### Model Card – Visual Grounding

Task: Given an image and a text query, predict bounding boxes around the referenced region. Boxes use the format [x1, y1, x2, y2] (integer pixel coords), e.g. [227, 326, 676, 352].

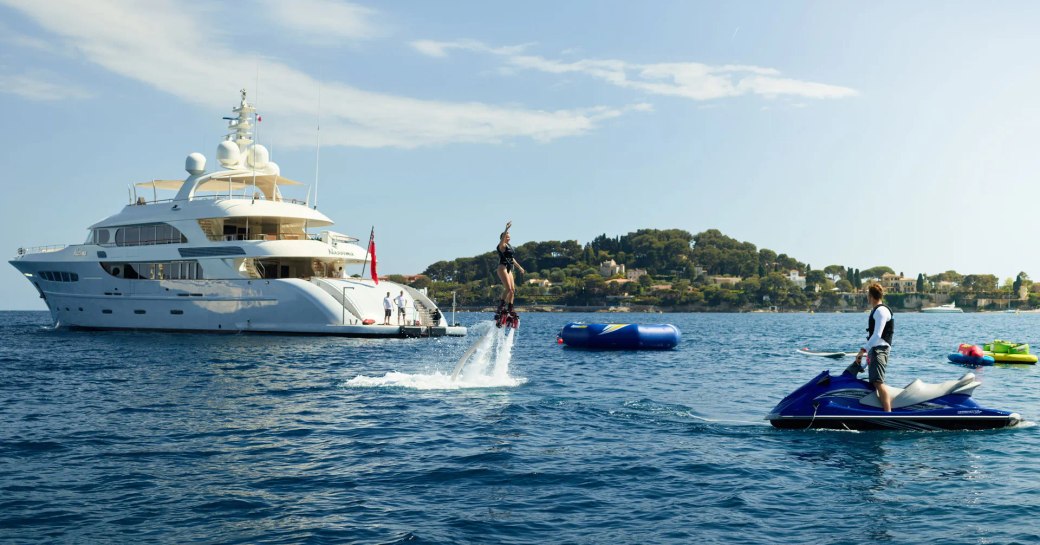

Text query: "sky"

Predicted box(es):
[2, 0, 1040, 309]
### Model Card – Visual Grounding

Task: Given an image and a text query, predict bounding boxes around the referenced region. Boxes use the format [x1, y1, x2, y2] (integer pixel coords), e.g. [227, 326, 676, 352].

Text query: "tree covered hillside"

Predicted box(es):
[397, 228, 1034, 311]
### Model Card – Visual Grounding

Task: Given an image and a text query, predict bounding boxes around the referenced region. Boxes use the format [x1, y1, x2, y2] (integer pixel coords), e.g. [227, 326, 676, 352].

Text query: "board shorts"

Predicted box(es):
[398, 307, 406, 314]
[868, 346, 890, 384]
[384, 309, 392, 318]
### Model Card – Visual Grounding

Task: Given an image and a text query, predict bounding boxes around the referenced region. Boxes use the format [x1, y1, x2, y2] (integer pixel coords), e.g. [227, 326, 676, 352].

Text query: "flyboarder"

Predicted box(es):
[494, 221, 525, 328]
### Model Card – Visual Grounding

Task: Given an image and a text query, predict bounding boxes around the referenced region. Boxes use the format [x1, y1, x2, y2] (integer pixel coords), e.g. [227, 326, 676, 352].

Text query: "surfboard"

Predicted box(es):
[797, 348, 848, 359]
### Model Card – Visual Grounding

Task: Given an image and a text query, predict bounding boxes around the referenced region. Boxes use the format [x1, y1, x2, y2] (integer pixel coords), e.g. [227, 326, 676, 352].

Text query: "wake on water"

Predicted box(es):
[345, 321, 526, 390]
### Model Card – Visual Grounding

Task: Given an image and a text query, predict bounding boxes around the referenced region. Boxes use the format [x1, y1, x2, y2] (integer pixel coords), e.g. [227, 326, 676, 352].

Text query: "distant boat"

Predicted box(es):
[921, 303, 964, 314]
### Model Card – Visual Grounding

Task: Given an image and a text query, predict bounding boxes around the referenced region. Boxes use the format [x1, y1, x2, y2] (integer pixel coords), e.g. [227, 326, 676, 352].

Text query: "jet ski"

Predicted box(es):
[767, 369, 1021, 431]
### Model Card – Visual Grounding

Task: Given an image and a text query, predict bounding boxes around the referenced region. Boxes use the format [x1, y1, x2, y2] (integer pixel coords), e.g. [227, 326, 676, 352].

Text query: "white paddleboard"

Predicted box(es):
[797, 348, 848, 359]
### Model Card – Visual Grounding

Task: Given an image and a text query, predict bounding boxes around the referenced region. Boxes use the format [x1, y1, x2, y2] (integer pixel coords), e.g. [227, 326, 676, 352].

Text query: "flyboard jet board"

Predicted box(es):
[494, 308, 519, 329]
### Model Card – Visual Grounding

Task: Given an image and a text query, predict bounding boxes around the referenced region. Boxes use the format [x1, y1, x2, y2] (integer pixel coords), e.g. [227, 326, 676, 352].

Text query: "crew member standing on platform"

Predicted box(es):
[382, 292, 393, 325]
[394, 290, 408, 326]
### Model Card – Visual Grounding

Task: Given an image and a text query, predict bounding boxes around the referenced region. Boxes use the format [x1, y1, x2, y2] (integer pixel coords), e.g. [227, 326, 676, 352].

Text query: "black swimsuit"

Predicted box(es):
[497, 243, 515, 272]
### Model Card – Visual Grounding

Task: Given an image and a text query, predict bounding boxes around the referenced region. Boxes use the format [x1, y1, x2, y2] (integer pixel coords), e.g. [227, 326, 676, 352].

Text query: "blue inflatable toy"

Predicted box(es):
[948, 353, 996, 366]
[558, 322, 680, 349]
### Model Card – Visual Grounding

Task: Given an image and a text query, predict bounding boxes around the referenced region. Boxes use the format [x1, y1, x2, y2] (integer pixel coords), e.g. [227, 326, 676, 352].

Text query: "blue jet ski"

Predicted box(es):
[767, 369, 1021, 431]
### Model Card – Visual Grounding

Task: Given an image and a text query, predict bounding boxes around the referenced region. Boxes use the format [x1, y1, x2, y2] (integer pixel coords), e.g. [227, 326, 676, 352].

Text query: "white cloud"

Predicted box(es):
[0, 0, 640, 148]
[415, 39, 858, 101]
[258, 0, 384, 44]
[410, 39, 531, 58]
[0, 72, 91, 100]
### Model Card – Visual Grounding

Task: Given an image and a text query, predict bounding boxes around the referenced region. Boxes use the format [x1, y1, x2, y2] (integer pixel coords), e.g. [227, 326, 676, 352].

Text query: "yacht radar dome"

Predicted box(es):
[216, 140, 241, 168]
[246, 143, 269, 169]
[185, 152, 206, 175]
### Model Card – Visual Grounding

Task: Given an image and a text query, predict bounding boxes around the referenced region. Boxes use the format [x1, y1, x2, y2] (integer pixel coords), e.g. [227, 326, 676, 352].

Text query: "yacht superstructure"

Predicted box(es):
[10, 90, 465, 337]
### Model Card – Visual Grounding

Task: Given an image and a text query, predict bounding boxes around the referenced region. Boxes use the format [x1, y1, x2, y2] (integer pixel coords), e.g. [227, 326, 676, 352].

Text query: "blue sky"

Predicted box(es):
[3, 1, 1040, 309]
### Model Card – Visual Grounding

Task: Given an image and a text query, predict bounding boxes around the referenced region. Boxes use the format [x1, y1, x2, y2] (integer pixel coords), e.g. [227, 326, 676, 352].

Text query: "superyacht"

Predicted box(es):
[10, 90, 465, 338]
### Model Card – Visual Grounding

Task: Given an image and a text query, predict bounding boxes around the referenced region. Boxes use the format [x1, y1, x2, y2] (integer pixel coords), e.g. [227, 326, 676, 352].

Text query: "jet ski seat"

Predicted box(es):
[860, 373, 981, 409]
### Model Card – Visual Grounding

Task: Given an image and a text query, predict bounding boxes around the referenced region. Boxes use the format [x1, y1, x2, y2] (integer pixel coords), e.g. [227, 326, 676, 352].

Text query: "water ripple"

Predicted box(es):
[3, 311, 1040, 543]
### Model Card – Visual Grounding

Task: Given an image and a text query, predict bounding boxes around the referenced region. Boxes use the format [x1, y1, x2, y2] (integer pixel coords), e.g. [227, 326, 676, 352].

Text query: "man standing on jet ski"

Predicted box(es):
[848, 283, 894, 412]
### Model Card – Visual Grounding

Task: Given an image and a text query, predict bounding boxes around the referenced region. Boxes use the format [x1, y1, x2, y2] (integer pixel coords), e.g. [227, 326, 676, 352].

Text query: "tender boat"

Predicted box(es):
[921, 303, 964, 313]
[10, 90, 464, 338]
[767, 369, 1020, 431]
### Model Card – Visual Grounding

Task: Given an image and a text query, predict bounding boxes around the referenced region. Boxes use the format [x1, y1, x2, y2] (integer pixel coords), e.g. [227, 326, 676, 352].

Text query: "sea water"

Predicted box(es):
[2, 310, 1040, 544]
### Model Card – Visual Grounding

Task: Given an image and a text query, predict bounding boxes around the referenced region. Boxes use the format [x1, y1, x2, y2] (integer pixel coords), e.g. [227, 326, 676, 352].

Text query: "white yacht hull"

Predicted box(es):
[11, 258, 464, 337]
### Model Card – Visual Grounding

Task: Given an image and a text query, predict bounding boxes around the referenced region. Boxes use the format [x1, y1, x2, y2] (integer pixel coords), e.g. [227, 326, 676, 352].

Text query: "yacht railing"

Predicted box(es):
[15, 245, 68, 257]
[208, 233, 319, 242]
[131, 194, 310, 206]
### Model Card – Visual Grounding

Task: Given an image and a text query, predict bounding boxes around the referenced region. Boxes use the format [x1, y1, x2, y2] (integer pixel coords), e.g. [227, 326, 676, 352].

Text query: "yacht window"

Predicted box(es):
[93, 229, 111, 245]
[200, 216, 308, 241]
[102, 260, 201, 280]
[170, 309, 184, 315]
[38, 271, 79, 282]
[102, 309, 113, 314]
[114, 223, 187, 247]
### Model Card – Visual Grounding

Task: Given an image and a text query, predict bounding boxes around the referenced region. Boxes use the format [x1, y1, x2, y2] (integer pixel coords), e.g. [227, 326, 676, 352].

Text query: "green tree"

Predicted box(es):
[1017, 272, 1032, 295]
[916, 273, 925, 293]
[962, 274, 998, 292]
[806, 270, 827, 290]
[690, 229, 756, 277]
[928, 270, 964, 285]
[776, 253, 803, 273]
[759, 249, 778, 276]
[860, 266, 895, 280]
[758, 272, 806, 309]
[823, 265, 846, 279]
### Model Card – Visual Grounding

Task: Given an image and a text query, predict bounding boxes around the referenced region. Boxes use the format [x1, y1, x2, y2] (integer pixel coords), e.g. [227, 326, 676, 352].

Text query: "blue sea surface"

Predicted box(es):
[2, 310, 1040, 544]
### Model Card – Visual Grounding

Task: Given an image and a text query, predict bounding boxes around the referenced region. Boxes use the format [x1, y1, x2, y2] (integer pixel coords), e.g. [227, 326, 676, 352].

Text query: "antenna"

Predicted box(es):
[314, 82, 321, 209]
[254, 62, 260, 147]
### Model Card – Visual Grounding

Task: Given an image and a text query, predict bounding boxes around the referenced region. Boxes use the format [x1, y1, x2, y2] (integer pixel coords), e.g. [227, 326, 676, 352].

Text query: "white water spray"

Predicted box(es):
[453, 323, 515, 381]
[345, 321, 524, 390]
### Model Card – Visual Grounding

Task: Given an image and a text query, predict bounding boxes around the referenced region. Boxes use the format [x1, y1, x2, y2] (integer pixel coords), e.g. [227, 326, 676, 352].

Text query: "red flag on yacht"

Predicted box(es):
[367, 227, 378, 284]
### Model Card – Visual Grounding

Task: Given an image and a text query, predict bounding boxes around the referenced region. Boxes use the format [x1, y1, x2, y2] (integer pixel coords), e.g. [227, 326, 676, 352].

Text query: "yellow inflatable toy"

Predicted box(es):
[983, 340, 1039, 364]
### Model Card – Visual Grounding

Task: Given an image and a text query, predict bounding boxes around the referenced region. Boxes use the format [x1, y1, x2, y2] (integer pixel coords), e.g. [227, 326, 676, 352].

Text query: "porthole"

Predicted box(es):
[134, 310, 146, 315]
[170, 309, 184, 315]
[102, 309, 113, 314]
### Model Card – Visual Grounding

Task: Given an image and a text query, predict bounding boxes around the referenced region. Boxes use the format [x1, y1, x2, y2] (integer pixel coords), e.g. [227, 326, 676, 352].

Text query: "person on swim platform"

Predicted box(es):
[382, 292, 393, 325]
[394, 291, 408, 325]
[495, 221, 526, 319]
[846, 282, 895, 412]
